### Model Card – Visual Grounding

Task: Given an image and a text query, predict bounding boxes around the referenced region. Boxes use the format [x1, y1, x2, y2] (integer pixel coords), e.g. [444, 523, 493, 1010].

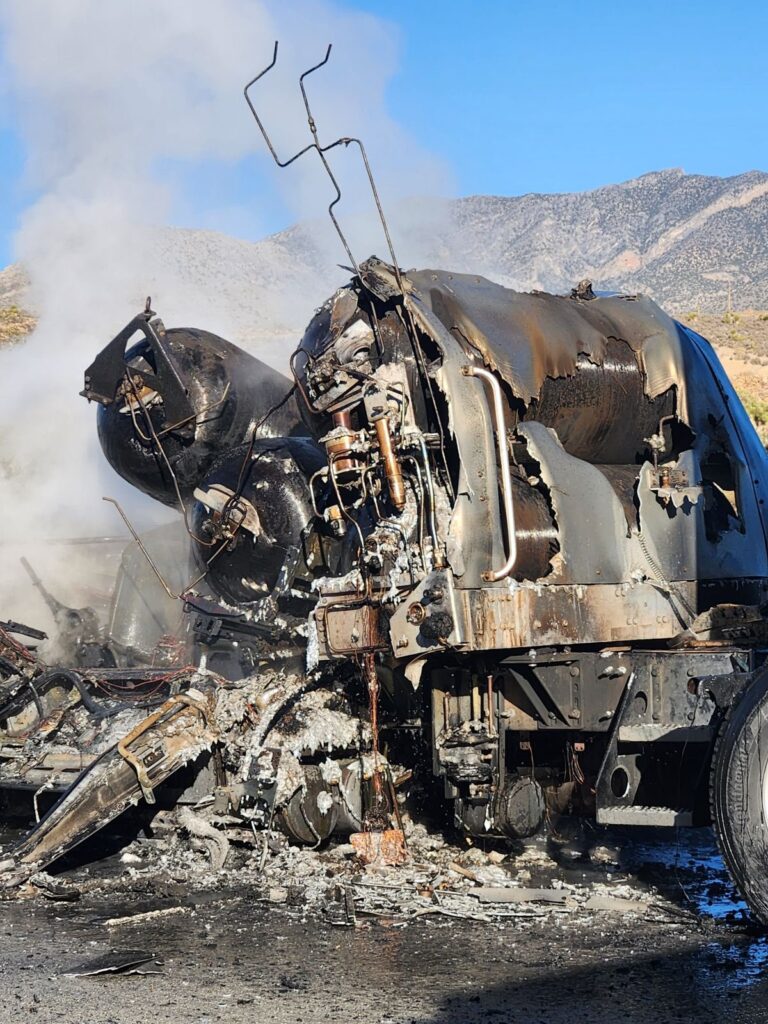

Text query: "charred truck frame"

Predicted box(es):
[4, 42, 768, 924]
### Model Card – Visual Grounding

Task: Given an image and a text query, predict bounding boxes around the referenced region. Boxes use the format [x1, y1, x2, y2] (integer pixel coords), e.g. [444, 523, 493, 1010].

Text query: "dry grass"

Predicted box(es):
[676, 309, 768, 442]
[676, 308, 768, 365]
[0, 305, 36, 347]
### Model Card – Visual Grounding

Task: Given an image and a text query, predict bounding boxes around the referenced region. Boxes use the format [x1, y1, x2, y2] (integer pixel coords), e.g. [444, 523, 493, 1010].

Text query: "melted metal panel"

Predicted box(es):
[464, 580, 685, 649]
[517, 422, 634, 585]
[405, 268, 687, 413]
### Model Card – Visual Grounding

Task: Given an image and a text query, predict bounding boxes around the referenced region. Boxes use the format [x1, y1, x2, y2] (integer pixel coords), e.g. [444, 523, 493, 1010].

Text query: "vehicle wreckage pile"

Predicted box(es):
[3, 254, 768, 927]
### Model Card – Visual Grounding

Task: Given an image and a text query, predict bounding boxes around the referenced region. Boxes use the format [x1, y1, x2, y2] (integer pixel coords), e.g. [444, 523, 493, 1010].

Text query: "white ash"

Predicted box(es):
[316, 791, 334, 816]
[268, 689, 369, 760]
[273, 750, 305, 807]
[319, 758, 343, 786]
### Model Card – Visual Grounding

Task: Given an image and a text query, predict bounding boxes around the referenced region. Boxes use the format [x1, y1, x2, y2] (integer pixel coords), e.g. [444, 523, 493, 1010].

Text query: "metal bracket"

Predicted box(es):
[697, 671, 751, 710]
[81, 308, 195, 426]
[594, 671, 640, 817]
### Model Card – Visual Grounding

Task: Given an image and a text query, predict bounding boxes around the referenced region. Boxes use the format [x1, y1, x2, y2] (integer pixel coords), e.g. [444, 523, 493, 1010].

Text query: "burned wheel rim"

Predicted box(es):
[711, 667, 768, 926]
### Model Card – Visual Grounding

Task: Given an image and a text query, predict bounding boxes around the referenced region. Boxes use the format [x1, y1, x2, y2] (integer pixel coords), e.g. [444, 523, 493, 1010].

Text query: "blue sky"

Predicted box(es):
[1, 0, 767, 268]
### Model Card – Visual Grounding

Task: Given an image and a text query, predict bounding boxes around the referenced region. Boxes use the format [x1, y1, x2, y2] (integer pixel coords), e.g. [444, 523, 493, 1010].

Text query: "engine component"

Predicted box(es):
[494, 776, 546, 839]
[278, 759, 389, 845]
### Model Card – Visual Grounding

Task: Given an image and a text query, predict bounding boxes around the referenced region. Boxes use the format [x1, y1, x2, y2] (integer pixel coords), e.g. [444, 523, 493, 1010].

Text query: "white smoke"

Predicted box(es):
[0, 0, 453, 631]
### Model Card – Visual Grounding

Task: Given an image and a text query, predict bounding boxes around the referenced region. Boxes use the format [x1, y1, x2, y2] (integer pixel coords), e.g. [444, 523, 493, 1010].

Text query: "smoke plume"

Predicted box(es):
[0, 0, 452, 631]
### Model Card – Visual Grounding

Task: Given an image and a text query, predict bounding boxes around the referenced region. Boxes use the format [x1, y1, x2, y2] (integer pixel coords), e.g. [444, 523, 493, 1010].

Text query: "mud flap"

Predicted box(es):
[0, 691, 219, 886]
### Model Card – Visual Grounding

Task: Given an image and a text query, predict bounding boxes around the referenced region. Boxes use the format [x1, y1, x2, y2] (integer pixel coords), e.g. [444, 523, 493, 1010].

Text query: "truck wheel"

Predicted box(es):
[711, 669, 768, 925]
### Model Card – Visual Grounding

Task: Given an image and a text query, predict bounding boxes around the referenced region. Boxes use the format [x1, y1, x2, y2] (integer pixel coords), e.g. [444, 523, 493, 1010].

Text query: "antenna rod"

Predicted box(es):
[243, 41, 403, 290]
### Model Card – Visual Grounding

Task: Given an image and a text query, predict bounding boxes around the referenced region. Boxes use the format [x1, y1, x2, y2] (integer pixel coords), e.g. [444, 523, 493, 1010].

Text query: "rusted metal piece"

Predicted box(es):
[363, 653, 388, 828]
[465, 581, 688, 650]
[350, 828, 408, 867]
[315, 597, 388, 656]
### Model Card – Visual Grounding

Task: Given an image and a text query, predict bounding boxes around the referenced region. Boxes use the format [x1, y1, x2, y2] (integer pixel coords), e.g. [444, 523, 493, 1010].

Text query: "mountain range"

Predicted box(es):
[2, 169, 768, 348]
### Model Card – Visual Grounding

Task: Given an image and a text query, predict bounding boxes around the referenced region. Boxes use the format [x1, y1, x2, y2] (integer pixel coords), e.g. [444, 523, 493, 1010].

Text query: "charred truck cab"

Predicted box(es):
[5, 46, 768, 926]
[5, 254, 768, 922]
[48, 255, 768, 924]
[285, 261, 768, 893]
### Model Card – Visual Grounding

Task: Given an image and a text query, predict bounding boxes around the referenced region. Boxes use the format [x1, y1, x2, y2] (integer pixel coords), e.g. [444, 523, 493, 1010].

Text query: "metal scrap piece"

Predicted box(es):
[583, 894, 650, 914]
[0, 688, 219, 886]
[324, 884, 357, 927]
[105, 906, 191, 928]
[474, 886, 568, 904]
[63, 949, 162, 977]
[350, 828, 408, 866]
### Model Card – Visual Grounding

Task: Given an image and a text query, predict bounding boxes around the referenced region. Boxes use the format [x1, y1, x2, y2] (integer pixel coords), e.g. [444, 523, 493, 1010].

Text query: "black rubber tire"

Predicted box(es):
[711, 668, 768, 925]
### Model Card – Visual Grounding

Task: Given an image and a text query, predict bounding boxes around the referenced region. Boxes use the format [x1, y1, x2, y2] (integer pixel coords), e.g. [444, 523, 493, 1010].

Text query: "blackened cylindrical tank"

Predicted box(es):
[190, 438, 326, 606]
[94, 326, 306, 509]
[510, 476, 558, 581]
[523, 338, 676, 465]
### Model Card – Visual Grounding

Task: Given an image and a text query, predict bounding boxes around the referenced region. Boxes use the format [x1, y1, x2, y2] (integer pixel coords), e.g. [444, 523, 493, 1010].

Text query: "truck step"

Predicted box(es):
[597, 805, 693, 827]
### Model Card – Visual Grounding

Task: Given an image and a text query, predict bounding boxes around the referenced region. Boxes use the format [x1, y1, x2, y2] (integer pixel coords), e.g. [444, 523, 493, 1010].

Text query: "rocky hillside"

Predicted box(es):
[4, 169, 768, 329]
[0, 306, 35, 345]
[0, 262, 34, 346]
[238, 167, 768, 315]
[0, 265, 32, 346]
[0, 263, 28, 305]
[447, 169, 768, 312]
[4, 167, 768, 399]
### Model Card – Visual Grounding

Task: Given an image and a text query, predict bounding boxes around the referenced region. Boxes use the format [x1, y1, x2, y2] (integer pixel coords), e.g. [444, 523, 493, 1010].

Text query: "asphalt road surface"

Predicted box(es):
[1, 826, 767, 1024]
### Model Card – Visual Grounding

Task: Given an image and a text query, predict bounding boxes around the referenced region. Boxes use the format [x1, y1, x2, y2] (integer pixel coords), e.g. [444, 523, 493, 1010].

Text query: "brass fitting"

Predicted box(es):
[325, 410, 359, 479]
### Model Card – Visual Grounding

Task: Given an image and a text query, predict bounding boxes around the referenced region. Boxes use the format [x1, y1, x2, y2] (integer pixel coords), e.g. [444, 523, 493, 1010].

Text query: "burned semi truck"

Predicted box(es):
[3, 257, 768, 923]
[3, 43, 768, 924]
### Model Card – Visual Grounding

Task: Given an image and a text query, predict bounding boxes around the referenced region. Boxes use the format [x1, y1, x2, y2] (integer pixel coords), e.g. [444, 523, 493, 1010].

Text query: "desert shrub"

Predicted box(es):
[741, 393, 768, 442]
